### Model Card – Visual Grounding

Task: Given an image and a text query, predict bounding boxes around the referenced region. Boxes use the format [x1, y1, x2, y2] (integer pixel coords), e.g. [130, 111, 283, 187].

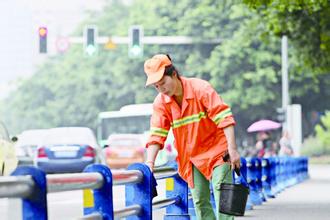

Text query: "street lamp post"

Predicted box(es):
[281, 35, 289, 129]
[281, 35, 302, 156]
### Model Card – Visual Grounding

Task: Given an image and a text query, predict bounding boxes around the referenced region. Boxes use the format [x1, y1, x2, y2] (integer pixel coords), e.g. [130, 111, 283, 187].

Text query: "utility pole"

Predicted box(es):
[281, 35, 289, 129]
[281, 35, 302, 155]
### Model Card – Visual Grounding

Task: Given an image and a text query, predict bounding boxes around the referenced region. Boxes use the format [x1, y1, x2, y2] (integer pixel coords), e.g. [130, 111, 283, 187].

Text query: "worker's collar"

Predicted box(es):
[163, 77, 193, 103]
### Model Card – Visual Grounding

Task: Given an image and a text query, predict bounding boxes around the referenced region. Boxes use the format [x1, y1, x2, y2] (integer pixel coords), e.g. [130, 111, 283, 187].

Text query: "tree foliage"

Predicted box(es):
[315, 111, 330, 153]
[244, 0, 330, 74]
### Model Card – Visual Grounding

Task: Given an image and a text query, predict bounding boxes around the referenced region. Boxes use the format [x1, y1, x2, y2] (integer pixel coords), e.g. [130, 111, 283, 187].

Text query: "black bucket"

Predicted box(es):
[219, 182, 249, 216]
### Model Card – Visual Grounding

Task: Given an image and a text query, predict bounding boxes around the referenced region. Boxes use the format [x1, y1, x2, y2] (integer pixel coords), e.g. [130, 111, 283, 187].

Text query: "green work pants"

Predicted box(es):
[190, 164, 234, 220]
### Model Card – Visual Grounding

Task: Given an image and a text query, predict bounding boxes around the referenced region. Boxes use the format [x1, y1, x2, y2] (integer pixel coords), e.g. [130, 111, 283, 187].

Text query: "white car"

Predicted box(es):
[15, 129, 48, 165]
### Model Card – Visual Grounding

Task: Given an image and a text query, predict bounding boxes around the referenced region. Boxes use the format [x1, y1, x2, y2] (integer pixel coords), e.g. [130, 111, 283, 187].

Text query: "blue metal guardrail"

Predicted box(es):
[0, 156, 308, 219]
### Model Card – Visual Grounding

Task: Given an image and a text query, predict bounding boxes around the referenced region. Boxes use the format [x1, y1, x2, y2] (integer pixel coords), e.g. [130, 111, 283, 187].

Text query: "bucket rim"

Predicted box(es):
[220, 183, 249, 191]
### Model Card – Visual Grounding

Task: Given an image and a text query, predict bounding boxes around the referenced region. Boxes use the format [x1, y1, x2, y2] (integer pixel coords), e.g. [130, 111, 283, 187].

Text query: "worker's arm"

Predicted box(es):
[223, 125, 241, 170]
[145, 144, 161, 172]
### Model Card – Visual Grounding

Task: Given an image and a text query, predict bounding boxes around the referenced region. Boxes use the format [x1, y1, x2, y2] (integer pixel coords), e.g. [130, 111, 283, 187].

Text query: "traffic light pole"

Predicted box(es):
[39, 25, 221, 55]
[68, 36, 221, 45]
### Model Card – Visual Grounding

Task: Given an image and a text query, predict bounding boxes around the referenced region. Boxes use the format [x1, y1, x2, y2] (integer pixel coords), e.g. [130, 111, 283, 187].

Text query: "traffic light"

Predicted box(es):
[38, 27, 47, 53]
[129, 26, 143, 57]
[276, 107, 286, 123]
[84, 26, 98, 56]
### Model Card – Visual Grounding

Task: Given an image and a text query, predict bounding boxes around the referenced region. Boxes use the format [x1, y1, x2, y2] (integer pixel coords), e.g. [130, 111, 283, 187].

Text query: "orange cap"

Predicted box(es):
[144, 54, 172, 86]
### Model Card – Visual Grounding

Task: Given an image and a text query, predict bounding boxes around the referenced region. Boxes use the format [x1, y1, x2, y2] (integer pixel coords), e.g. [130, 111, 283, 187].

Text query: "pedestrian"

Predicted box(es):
[279, 130, 293, 156]
[255, 131, 275, 157]
[143, 54, 241, 220]
[255, 132, 266, 157]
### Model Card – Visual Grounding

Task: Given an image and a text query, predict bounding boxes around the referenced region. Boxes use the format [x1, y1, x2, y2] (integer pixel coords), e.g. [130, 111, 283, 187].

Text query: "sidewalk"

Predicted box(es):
[236, 164, 330, 220]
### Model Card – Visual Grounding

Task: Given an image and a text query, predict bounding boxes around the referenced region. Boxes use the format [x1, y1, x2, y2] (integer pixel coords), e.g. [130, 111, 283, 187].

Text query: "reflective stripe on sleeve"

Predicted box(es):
[212, 108, 232, 125]
[150, 127, 169, 137]
[171, 111, 206, 129]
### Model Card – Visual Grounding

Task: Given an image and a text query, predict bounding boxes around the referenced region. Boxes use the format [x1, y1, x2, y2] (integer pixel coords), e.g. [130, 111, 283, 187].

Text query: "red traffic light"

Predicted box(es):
[39, 27, 48, 37]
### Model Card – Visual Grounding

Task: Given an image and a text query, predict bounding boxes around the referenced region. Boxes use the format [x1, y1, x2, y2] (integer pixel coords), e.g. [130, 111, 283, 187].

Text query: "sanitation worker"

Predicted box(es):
[144, 54, 241, 220]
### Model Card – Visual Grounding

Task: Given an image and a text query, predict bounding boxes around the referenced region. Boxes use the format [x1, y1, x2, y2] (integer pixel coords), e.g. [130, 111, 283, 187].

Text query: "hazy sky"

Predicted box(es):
[0, 0, 106, 98]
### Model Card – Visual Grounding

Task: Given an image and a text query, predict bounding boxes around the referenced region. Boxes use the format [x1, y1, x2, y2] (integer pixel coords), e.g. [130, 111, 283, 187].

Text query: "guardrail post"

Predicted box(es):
[246, 157, 262, 206]
[277, 157, 285, 192]
[287, 157, 296, 187]
[261, 158, 275, 198]
[274, 157, 281, 194]
[126, 163, 152, 220]
[11, 166, 48, 220]
[268, 157, 278, 197]
[282, 157, 291, 188]
[83, 164, 113, 219]
[164, 161, 189, 219]
[255, 158, 266, 202]
[303, 157, 309, 180]
[236, 157, 253, 210]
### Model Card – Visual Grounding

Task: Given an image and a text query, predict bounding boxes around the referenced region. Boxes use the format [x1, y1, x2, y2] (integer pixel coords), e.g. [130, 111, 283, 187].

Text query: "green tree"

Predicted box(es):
[243, 0, 330, 74]
[315, 111, 330, 153]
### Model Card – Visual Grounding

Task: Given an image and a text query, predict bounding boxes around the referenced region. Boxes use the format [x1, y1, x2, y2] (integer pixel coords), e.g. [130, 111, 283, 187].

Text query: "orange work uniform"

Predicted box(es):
[146, 77, 235, 188]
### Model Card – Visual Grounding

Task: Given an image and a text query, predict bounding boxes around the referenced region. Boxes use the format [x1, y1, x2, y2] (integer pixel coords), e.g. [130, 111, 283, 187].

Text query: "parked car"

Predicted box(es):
[15, 129, 48, 165]
[104, 132, 177, 169]
[0, 121, 18, 176]
[104, 134, 145, 169]
[35, 127, 104, 173]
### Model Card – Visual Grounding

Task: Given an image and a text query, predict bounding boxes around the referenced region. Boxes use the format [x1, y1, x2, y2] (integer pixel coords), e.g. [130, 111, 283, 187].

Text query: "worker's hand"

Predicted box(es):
[228, 148, 241, 171]
[223, 125, 240, 171]
[145, 161, 155, 172]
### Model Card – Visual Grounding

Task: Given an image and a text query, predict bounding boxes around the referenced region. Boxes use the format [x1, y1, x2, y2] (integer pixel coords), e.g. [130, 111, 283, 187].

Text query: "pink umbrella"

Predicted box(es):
[247, 119, 281, 133]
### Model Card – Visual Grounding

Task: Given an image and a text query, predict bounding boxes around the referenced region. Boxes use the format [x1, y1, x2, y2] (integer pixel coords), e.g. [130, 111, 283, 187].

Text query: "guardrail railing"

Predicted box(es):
[0, 156, 309, 219]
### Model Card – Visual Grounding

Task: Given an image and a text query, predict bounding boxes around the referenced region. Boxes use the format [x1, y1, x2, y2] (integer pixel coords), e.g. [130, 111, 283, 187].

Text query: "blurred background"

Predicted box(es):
[0, 0, 330, 168]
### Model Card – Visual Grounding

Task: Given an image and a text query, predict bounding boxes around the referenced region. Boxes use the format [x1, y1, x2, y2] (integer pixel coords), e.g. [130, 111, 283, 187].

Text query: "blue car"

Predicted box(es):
[35, 127, 104, 173]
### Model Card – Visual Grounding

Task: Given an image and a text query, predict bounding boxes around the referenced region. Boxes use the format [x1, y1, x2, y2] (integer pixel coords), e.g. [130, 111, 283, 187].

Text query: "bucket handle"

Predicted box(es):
[222, 153, 248, 186]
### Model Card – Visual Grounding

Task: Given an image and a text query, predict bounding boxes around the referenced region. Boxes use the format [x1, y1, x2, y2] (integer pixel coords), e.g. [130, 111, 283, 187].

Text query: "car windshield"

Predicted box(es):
[109, 138, 142, 148]
[101, 115, 150, 140]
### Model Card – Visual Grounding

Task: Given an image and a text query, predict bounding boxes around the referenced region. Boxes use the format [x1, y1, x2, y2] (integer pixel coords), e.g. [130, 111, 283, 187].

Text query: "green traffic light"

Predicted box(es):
[86, 44, 97, 56]
[129, 45, 142, 57]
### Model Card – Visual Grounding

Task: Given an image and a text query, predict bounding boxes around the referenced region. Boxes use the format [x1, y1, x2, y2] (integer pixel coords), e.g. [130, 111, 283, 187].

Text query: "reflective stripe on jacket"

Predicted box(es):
[146, 77, 235, 188]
